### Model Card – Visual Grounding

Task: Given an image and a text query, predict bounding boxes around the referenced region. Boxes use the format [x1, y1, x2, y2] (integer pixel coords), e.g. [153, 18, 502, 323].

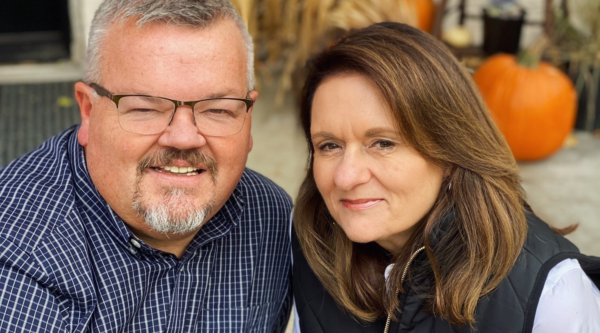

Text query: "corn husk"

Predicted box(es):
[231, 0, 422, 106]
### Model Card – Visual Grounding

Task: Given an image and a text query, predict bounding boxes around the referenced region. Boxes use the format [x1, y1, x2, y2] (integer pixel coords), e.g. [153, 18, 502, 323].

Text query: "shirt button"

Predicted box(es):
[128, 247, 138, 255]
[129, 238, 141, 249]
[180, 267, 184, 272]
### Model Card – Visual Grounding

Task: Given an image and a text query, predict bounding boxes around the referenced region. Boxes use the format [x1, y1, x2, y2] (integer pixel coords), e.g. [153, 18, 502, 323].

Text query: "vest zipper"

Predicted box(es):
[383, 246, 426, 333]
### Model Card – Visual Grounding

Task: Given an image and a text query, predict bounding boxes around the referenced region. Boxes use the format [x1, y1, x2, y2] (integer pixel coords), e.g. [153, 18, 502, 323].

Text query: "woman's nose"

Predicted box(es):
[333, 150, 371, 191]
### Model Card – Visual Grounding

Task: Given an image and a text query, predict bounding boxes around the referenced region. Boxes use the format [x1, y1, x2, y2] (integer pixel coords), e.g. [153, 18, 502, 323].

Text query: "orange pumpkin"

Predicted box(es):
[406, 0, 435, 32]
[473, 54, 577, 161]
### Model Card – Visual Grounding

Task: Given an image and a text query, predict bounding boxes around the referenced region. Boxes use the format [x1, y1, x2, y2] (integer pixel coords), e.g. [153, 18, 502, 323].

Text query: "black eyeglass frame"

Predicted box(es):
[88, 82, 254, 136]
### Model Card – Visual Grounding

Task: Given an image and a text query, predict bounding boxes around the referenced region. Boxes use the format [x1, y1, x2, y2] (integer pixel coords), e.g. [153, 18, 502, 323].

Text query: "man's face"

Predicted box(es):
[75, 18, 255, 244]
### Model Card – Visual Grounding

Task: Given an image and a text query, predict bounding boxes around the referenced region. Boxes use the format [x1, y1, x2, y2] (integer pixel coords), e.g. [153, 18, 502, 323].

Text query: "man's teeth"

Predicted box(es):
[161, 166, 200, 175]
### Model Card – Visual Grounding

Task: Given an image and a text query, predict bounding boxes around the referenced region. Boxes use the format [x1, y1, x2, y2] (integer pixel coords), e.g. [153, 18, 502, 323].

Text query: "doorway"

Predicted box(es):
[0, 0, 71, 64]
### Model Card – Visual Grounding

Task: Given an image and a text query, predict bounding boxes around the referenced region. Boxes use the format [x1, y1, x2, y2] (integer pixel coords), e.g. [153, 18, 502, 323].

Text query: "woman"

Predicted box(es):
[292, 22, 600, 332]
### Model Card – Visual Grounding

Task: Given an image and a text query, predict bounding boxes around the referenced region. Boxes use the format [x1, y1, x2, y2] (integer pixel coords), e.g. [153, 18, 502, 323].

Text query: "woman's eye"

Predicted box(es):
[318, 142, 340, 151]
[373, 140, 395, 149]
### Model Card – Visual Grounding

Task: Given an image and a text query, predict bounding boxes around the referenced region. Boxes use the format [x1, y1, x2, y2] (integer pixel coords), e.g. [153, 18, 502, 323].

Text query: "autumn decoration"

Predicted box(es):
[547, 0, 600, 131]
[473, 38, 577, 161]
[230, 0, 435, 103]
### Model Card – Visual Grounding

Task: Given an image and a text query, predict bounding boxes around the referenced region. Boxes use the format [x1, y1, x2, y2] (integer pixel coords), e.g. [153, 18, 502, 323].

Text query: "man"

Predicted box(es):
[0, 1, 292, 332]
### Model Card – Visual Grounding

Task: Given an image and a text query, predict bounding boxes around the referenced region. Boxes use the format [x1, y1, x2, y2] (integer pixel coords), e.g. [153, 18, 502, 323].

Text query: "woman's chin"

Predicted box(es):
[340, 227, 378, 244]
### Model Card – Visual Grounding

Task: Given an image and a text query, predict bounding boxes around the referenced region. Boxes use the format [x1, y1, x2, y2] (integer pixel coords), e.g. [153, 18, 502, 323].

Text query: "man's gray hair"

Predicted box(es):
[84, 0, 255, 90]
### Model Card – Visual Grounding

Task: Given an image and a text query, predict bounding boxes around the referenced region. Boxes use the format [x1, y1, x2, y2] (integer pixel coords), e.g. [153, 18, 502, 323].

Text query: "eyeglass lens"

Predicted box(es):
[116, 96, 248, 136]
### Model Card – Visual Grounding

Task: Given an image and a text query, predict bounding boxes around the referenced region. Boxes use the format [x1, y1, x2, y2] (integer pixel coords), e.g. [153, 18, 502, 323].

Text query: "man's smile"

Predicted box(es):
[151, 165, 206, 176]
[137, 148, 219, 183]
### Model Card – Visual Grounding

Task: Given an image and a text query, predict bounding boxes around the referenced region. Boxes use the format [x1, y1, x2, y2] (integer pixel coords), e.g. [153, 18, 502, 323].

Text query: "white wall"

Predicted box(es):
[69, 0, 103, 65]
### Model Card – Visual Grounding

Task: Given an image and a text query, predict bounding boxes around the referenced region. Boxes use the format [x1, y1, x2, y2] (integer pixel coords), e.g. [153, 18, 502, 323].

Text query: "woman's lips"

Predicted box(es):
[341, 198, 383, 211]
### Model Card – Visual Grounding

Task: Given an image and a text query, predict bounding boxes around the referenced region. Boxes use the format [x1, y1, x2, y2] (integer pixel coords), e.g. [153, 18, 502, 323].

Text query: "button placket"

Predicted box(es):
[129, 238, 142, 249]
[126, 237, 143, 257]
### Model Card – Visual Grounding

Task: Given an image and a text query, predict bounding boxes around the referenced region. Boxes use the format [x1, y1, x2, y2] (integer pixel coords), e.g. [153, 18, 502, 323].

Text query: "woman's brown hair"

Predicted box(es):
[294, 22, 528, 326]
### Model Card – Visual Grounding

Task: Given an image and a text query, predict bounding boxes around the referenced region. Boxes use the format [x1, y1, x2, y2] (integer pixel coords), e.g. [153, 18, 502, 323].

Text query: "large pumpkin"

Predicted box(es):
[473, 54, 577, 161]
[405, 0, 435, 32]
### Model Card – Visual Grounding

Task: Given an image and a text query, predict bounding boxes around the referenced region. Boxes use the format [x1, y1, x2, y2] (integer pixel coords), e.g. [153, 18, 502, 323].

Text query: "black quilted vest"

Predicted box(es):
[292, 212, 600, 332]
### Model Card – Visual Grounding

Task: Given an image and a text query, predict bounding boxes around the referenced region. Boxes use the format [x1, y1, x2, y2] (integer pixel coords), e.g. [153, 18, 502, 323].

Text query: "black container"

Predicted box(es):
[574, 72, 600, 131]
[483, 8, 526, 55]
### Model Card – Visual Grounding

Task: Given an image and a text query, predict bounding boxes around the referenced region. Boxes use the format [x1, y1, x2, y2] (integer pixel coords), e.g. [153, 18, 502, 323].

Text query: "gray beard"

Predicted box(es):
[133, 187, 214, 235]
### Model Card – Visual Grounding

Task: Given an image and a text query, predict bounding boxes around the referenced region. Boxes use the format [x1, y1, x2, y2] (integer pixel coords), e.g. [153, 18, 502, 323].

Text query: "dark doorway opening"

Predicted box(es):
[0, 0, 71, 64]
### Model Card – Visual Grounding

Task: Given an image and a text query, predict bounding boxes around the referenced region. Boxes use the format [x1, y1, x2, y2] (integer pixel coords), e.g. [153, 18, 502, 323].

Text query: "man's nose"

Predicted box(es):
[157, 106, 207, 150]
[333, 149, 371, 191]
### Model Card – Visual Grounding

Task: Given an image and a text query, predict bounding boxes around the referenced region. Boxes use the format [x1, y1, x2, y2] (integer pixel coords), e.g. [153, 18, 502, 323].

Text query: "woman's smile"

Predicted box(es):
[340, 198, 384, 211]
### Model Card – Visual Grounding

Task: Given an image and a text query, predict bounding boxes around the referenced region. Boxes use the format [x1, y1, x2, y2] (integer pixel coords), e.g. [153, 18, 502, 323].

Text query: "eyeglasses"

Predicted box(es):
[89, 83, 253, 137]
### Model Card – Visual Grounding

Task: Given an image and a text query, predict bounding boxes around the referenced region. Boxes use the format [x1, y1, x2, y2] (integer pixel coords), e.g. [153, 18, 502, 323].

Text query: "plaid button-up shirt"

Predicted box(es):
[0, 126, 293, 332]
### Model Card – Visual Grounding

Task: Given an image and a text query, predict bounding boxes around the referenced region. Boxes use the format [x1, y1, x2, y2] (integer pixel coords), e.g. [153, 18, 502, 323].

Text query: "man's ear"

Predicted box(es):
[74, 82, 93, 147]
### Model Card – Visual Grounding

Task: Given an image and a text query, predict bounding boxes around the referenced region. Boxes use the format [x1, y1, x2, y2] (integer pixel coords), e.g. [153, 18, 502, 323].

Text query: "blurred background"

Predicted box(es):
[0, 4, 598, 330]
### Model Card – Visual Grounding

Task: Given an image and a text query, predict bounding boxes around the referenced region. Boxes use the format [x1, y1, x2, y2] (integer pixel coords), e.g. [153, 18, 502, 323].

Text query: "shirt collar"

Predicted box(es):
[68, 126, 247, 258]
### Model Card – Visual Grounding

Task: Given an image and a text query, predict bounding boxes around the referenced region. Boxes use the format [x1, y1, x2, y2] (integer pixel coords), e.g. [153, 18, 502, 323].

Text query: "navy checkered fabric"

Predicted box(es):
[0, 126, 293, 332]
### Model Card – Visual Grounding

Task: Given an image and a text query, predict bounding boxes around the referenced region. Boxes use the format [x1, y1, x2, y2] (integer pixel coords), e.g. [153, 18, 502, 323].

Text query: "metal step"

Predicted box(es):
[0, 81, 80, 167]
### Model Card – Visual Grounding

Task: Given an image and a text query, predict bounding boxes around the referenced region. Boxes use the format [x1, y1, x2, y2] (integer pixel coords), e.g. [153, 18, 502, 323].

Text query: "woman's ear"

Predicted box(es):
[443, 164, 454, 178]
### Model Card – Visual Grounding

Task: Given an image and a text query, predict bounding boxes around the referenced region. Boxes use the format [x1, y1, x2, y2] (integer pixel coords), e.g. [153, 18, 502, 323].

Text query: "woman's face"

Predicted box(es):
[311, 74, 444, 253]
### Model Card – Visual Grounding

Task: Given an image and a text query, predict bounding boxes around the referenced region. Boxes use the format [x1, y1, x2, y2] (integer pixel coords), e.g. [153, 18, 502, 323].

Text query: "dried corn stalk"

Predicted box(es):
[231, 0, 250, 25]
[231, 0, 422, 105]
[329, 0, 416, 31]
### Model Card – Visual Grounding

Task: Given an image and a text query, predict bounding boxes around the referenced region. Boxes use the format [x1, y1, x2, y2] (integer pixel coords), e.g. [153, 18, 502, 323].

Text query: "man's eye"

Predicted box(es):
[202, 109, 235, 117]
[121, 108, 165, 115]
[131, 108, 160, 113]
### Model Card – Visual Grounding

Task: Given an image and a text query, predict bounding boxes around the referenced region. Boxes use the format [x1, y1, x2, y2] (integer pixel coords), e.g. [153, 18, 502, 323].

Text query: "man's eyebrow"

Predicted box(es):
[128, 89, 246, 99]
[203, 89, 246, 99]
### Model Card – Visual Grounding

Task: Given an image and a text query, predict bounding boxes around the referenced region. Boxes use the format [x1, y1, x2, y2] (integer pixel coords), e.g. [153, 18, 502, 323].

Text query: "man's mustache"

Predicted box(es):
[137, 148, 218, 181]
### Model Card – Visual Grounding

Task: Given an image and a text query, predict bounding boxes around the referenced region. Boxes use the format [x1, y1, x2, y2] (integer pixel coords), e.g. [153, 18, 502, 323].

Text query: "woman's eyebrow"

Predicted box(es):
[312, 128, 399, 140]
[311, 132, 337, 140]
[364, 127, 398, 137]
